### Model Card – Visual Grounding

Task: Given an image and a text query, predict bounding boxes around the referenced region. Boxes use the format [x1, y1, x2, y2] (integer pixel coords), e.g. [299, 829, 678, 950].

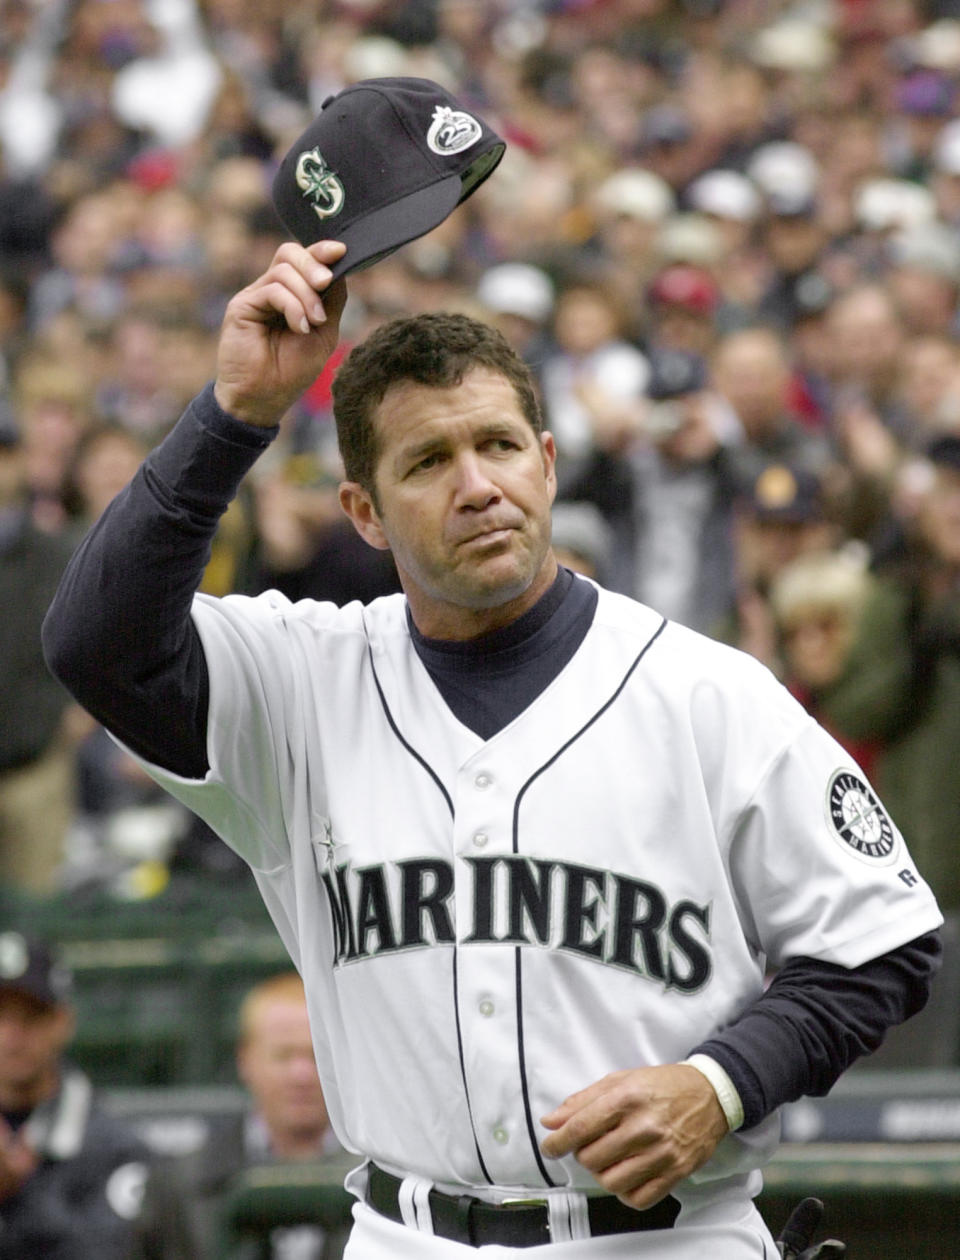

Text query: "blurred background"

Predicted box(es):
[2, 0, 960, 1254]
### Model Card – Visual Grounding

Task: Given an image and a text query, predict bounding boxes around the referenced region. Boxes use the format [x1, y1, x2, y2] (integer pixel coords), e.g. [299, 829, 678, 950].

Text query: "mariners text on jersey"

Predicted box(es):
[320, 854, 712, 992]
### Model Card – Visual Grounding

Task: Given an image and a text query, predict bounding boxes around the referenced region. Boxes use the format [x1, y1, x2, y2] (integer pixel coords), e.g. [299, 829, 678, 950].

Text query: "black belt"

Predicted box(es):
[366, 1163, 680, 1248]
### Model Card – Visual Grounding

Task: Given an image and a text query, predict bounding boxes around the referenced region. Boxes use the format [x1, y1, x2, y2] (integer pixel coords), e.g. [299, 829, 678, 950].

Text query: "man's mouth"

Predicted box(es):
[455, 518, 520, 546]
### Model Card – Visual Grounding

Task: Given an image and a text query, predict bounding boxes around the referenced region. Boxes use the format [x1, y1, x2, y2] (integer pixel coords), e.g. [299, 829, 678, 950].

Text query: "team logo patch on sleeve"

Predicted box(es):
[826, 769, 899, 863]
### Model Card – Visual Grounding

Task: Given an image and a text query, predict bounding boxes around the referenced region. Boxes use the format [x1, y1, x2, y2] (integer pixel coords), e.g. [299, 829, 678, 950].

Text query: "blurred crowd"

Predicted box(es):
[2, 0, 960, 921]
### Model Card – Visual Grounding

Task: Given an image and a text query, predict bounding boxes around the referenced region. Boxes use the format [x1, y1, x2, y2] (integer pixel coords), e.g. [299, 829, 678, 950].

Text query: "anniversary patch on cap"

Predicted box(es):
[272, 77, 506, 280]
[825, 769, 899, 864]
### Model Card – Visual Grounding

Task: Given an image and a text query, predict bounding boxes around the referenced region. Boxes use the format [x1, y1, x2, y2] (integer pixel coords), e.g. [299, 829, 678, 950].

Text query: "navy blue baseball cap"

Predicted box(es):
[744, 464, 824, 523]
[272, 78, 506, 280]
[0, 932, 73, 1007]
[646, 347, 708, 400]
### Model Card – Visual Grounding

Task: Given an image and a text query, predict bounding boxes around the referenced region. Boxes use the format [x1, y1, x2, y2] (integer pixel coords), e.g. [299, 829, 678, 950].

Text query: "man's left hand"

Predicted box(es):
[539, 1064, 729, 1209]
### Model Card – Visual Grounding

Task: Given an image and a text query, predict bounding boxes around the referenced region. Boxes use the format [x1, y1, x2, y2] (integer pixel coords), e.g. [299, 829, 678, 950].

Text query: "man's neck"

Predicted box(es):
[405, 555, 560, 642]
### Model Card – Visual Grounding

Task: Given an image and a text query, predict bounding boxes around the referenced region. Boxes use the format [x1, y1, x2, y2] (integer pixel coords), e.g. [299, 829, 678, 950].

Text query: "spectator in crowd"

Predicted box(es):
[13, 353, 94, 536]
[474, 261, 555, 383]
[885, 222, 960, 340]
[130, 971, 354, 1260]
[712, 326, 836, 498]
[768, 545, 881, 777]
[0, 417, 77, 896]
[538, 276, 649, 493]
[623, 346, 740, 631]
[892, 332, 960, 449]
[754, 189, 831, 334]
[584, 167, 676, 313]
[824, 283, 909, 435]
[720, 462, 840, 667]
[644, 261, 723, 359]
[0, 931, 150, 1260]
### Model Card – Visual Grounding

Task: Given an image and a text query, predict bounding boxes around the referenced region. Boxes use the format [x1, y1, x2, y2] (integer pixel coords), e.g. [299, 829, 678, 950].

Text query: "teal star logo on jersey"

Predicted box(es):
[826, 770, 898, 863]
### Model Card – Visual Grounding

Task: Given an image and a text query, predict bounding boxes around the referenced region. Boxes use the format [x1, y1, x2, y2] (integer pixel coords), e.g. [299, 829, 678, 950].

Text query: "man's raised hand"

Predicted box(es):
[214, 240, 348, 428]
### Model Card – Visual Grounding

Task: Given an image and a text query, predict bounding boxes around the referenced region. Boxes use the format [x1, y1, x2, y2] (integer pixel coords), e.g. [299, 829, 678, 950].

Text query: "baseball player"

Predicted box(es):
[43, 239, 942, 1257]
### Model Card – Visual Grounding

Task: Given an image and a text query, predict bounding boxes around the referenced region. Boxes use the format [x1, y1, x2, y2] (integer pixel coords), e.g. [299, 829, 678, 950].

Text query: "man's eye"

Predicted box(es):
[412, 453, 442, 473]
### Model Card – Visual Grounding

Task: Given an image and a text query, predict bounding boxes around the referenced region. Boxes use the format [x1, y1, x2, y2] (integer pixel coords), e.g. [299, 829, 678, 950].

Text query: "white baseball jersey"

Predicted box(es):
[127, 580, 941, 1238]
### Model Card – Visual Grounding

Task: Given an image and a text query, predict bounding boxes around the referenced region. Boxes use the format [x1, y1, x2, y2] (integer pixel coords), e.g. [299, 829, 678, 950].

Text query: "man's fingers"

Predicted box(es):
[564, 1114, 660, 1174]
[239, 242, 346, 332]
[243, 266, 333, 332]
[540, 1082, 629, 1158]
[542, 1070, 630, 1129]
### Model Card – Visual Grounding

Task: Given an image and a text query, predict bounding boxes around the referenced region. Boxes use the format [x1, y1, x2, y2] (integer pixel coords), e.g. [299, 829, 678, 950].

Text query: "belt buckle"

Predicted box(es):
[500, 1197, 549, 1208]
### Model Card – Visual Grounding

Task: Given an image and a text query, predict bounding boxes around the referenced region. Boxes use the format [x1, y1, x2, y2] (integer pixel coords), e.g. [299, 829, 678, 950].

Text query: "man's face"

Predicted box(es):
[340, 367, 558, 639]
[0, 989, 73, 1109]
[237, 997, 328, 1146]
[737, 515, 834, 587]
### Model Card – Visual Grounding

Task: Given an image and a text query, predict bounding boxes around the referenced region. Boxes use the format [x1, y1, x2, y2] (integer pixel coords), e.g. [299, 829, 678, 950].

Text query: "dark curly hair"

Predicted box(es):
[332, 311, 542, 502]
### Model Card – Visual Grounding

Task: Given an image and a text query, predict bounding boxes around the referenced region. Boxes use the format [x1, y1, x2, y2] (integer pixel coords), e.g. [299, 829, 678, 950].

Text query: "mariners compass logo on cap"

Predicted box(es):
[295, 150, 345, 221]
[273, 77, 505, 280]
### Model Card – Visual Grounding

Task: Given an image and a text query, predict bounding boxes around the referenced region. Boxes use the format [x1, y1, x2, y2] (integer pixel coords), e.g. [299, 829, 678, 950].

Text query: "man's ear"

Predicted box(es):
[540, 431, 558, 504]
[339, 482, 390, 550]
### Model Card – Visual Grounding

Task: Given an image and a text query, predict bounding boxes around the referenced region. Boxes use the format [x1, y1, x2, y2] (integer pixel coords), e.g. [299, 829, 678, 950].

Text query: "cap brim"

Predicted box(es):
[327, 173, 464, 280]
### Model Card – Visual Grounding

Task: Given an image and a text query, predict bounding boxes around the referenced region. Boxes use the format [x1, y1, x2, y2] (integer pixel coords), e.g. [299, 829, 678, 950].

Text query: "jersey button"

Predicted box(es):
[479, 998, 494, 1017]
[493, 1126, 508, 1145]
[473, 832, 489, 848]
[474, 772, 492, 789]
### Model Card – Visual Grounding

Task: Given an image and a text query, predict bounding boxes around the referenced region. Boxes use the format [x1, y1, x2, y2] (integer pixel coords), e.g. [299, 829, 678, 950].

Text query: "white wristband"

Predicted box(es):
[682, 1054, 745, 1132]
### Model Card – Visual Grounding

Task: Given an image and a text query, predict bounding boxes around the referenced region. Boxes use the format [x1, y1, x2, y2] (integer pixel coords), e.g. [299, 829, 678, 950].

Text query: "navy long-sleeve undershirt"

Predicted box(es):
[42, 384, 941, 1132]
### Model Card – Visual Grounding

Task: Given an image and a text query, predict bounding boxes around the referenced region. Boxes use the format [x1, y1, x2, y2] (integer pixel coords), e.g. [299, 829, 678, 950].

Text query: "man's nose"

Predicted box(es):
[453, 452, 501, 507]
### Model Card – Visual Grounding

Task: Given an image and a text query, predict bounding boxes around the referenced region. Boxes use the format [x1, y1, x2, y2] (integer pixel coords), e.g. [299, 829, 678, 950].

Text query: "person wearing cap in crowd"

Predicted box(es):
[685, 169, 761, 262]
[890, 69, 957, 183]
[585, 168, 676, 312]
[130, 971, 355, 1260]
[718, 462, 840, 669]
[813, 434, 960, 913]
[0, 416, 78, 897]
[644, 262, 722, 359]
[558, 342, 742, 628]
[753, 186, 830, 334]
[0, 931, 151, 1259]
[625, 346, 741, 633]
[683, 170, 768, 331]
[885, 222, 960, 339]
[474, 262, 555, 381]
